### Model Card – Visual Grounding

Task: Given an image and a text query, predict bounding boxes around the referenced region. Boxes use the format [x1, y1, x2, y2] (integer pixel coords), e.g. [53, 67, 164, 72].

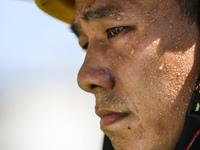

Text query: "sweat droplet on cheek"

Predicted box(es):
[131, 49, 134, 55]
[159, 63, 165, 70]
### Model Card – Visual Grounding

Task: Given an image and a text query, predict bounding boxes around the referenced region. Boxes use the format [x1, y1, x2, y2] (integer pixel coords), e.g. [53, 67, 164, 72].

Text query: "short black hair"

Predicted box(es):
[176, 0, 200, 29]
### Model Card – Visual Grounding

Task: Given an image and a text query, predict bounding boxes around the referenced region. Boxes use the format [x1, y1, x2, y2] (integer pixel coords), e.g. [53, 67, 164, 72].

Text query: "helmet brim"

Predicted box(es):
[34, 0, 75, 24]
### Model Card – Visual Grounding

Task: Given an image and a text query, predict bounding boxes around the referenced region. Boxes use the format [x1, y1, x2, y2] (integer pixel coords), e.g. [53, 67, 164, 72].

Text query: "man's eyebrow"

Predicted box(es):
[70, 4, 123, 37]
[82, 4, 123, 21]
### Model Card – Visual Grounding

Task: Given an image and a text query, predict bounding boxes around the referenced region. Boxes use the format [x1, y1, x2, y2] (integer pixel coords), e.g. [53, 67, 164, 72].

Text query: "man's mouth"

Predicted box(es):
[100, 112, 129, 128]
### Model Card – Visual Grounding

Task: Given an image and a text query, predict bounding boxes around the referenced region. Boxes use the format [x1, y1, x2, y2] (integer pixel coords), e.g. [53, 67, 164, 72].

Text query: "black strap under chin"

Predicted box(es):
[103, 135, 114, 150]
[175, 74, 200, 150]
[175, 90, 200, 150]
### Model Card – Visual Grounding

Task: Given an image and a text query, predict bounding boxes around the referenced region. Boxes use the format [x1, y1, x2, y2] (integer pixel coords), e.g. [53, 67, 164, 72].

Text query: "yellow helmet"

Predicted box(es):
[34, 0, 75, 24]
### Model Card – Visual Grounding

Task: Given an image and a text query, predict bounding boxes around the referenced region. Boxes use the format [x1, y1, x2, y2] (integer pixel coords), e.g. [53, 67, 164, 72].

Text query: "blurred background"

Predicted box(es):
[0, 0, 103, 150]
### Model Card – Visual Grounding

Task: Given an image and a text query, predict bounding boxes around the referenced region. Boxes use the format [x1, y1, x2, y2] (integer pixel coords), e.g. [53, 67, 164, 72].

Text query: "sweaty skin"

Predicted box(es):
[73, 0, 200, 149]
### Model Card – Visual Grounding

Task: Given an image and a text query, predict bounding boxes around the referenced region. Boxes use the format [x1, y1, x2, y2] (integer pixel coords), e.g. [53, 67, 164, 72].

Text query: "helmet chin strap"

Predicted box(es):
[188, 72, 200, 119]
[175, 73, 200, 150]
[103, 135, 114, 150]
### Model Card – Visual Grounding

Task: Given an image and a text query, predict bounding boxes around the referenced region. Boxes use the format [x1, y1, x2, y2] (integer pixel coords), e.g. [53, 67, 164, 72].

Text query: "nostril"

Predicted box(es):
[91, 84, 98, 89]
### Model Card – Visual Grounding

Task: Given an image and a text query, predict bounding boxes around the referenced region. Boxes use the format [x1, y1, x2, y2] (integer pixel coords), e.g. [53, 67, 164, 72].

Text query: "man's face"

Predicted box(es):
[74, 0, 199, 149]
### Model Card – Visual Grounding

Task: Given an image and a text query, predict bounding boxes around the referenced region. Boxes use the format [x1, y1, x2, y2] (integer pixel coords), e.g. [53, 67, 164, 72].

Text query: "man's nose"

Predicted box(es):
[78, 64, 115, 93]
[77, 45, 115, 93]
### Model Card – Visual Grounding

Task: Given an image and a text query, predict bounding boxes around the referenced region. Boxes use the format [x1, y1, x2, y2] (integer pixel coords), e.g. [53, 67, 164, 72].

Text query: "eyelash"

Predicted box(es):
[82, 26, 125, 50]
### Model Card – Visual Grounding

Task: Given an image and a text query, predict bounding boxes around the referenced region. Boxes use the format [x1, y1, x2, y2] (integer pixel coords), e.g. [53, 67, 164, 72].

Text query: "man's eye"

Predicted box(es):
[107, 27, 124, 38]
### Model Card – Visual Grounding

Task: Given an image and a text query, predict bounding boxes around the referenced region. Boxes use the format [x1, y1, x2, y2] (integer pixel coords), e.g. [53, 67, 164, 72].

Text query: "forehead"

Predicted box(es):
[74, 0, 176, 21]
[74, 0, 128, 20]
[75, 0, 126, 10]
[74, 0, 175, 10]
[75, 0, 143, 16]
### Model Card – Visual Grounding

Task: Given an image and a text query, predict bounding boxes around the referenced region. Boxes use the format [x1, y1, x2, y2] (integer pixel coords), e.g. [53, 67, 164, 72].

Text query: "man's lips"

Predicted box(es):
[100, 112, 129, 128]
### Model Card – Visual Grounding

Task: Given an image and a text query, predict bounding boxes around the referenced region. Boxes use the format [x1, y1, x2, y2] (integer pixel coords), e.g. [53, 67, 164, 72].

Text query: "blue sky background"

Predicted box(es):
[0, 0, 103, 150]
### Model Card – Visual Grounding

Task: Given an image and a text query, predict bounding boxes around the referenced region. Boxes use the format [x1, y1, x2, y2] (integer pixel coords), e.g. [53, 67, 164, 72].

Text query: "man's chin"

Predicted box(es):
[103, 127, 143, 150]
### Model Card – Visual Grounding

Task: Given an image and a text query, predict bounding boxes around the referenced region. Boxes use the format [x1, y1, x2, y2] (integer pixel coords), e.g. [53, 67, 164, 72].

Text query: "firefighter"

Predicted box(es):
[34, 0, 200, 149]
